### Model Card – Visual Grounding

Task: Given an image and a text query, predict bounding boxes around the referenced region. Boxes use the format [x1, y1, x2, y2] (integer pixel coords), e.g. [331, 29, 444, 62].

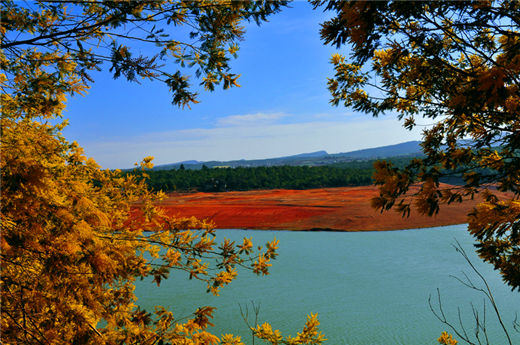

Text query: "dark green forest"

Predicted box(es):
[137, 157, 417, 192]
[146, 165, 371, 192]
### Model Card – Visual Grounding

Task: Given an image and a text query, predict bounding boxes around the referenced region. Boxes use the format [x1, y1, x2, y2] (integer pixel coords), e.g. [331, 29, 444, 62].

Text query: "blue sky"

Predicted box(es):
[63, 1, 422, 169]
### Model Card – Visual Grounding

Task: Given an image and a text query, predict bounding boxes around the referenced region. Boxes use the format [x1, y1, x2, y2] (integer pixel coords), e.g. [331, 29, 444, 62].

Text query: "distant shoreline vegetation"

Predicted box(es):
[133, 156, 418, 193]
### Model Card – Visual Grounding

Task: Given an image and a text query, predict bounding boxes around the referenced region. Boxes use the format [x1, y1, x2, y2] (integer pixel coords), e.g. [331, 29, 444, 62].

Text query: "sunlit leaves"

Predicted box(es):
[438, 331, 458, 345]
[1, 62, 295, 343]
[0, 115, 287, 343]
[252, 313, 326, 345]
[221, 333, 245, 345]
[1, 1, 287, 112]
[468, 198, 520, 289]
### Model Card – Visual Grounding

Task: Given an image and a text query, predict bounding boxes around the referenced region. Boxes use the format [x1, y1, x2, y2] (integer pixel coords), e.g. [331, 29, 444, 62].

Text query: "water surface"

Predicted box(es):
[135, 225, 519, 344]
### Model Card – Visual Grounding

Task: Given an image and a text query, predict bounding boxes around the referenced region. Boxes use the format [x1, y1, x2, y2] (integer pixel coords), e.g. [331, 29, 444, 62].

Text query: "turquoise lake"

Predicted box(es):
[135, 225, 519, 345]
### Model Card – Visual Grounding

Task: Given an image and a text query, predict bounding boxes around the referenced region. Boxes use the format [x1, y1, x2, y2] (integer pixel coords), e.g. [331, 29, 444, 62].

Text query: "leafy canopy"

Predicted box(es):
[313, 0, 520, 290]
[0, 1, 326, 345]
[1, 0, 286, 112]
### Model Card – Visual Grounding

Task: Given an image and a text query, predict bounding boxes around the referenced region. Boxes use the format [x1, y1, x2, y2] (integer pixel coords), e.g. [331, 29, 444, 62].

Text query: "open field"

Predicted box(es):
[156, 185, 512, 231]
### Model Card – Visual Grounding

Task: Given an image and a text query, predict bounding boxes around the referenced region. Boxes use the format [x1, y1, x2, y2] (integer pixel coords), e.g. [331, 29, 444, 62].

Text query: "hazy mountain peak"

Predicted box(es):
[153, 141, 424, 170]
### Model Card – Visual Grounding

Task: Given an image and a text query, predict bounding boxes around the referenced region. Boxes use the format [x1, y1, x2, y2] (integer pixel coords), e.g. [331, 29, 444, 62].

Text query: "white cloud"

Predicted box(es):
[216, 112, 288, 127]
[80, 116, 424, 169]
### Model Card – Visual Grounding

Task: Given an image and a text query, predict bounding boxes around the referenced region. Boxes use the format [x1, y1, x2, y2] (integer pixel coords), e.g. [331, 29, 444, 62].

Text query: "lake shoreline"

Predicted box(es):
[213, 223, 469, 232]
[153, 185, 512, 232]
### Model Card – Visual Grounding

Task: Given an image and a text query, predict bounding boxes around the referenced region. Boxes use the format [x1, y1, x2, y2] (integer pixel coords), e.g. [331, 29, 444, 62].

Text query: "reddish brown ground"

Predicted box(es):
[156, 185, 510, 231]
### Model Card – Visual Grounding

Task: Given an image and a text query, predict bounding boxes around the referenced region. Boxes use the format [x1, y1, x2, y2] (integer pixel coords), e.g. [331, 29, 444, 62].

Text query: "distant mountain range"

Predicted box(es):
[153, 141, 424, 170]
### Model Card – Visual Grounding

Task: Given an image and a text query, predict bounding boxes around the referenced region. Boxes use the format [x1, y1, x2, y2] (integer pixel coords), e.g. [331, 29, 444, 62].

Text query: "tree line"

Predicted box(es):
[142, 165, 372, 192]
[134, 154, 497, 193]
[136, 156, 419, 192]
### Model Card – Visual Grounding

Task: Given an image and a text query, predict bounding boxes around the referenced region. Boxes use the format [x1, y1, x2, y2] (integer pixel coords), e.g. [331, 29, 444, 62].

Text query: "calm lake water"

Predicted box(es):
[135, 225, 519, 345]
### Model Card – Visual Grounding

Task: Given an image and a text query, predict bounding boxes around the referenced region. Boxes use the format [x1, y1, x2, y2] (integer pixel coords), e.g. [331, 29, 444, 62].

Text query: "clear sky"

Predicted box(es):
[63, 1, 423, 169]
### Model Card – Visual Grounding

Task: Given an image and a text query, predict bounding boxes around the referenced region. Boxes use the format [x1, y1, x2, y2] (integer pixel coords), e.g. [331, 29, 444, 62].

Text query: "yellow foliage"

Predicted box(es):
[221, 334, 245, 345]
[252, 313, 326, 345]
[438, 331, 458, 345]
[239, 236, 253, 254]
[1, 110, 293, 343]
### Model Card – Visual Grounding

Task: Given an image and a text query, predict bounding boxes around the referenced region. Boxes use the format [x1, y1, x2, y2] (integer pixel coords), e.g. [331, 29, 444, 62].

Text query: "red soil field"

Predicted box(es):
[156, 185, 511, 231]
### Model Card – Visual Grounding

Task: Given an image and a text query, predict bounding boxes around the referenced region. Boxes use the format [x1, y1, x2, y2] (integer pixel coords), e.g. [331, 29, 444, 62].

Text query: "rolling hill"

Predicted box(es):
[153, 141, 423, 170]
